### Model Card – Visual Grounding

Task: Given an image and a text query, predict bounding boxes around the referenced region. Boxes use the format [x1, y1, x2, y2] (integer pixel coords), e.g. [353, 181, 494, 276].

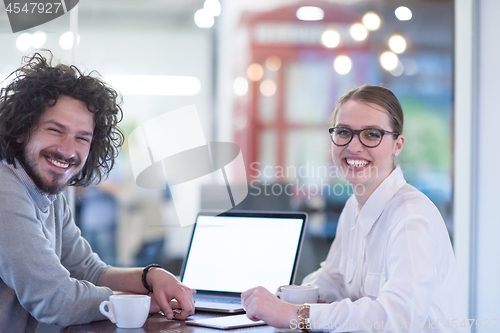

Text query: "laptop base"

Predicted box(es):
[195, 302, 245, 314]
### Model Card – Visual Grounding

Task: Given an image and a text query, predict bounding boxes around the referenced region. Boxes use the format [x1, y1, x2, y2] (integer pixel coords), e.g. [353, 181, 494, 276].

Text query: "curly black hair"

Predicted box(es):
[0, 51, 124, 187]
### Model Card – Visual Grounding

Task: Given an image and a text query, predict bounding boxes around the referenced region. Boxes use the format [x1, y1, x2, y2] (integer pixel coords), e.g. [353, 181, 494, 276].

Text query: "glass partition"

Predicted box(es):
[0, 0, 454, 283]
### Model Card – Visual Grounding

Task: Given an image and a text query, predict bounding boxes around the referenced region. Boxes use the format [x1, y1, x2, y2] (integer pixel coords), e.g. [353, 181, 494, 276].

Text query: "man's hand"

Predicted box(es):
[101, 266, 196, 320]
[149, 294, 187, 315]
[241, 286, 300, 328]
[147, 268, 195, 320]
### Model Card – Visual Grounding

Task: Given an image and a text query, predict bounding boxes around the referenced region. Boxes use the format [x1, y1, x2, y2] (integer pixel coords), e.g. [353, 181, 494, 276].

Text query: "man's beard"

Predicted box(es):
[19, 148, 82, 195]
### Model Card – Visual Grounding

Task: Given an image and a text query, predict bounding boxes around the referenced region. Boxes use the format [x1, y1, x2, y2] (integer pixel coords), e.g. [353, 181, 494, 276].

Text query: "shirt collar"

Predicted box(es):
[356, 165, 407, 236]
[3, 160, 56, 211]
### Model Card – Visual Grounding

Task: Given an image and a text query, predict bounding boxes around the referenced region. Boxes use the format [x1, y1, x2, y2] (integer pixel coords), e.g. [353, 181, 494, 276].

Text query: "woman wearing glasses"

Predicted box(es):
[242, 85, 468, 332]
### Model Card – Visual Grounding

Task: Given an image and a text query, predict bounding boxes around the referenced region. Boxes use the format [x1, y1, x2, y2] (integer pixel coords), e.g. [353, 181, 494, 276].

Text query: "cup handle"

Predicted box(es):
[274, 291, 283, 300]
[99, 301, 116, 324]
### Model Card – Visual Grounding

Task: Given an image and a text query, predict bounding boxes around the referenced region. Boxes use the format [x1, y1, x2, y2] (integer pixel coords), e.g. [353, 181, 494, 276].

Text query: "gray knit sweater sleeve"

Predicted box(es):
[0, 165, 114, 329]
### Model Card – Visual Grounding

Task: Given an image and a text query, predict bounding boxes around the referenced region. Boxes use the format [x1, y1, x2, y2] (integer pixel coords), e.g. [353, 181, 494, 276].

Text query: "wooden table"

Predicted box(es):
[61, 313, 287, 333]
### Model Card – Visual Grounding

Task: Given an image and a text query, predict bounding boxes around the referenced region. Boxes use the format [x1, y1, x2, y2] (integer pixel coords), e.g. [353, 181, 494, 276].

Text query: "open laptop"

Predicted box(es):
[180, 210, 308, 313]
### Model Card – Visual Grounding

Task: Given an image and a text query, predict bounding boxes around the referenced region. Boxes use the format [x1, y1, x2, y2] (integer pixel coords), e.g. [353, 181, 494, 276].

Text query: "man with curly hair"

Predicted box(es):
[0, 53, 195, 332]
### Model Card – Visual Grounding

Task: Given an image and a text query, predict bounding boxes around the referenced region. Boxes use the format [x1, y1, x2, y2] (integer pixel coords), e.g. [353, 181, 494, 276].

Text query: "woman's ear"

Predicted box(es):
[394, 134, 405, 156]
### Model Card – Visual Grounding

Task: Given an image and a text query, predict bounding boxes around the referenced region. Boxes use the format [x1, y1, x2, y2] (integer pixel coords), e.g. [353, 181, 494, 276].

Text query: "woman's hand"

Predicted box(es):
[241, 286, 300, 328]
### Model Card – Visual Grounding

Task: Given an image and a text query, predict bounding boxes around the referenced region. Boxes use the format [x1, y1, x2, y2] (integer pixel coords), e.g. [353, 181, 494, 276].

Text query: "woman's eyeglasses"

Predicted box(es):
[328, 126, 399, 148]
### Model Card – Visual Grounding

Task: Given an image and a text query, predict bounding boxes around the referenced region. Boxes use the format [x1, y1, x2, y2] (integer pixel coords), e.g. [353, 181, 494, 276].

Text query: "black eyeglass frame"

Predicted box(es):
[328, 126, 399, 148]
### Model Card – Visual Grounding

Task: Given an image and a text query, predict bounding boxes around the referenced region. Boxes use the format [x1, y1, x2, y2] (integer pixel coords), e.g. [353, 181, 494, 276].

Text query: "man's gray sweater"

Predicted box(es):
[0, 163, 114, 332]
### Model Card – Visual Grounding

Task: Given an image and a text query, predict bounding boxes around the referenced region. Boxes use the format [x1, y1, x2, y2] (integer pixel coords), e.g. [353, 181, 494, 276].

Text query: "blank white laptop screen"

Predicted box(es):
[182, 213, 305, 293]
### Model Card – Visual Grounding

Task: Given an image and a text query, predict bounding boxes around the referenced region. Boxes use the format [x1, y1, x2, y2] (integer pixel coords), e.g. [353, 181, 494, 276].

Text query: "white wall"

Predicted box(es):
[454, 0, 473, 315]
[474, 0, 500, 323]
[456, 0, 500, 325]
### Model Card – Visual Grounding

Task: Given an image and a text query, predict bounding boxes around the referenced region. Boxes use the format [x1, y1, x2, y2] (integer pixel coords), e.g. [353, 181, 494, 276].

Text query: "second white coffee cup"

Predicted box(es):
[274, 285, 319, 304]
[99, 294, 151, 328]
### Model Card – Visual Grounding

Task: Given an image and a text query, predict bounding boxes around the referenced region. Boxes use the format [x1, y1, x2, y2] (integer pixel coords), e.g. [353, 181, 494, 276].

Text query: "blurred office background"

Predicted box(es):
[0, 0, 498, 331]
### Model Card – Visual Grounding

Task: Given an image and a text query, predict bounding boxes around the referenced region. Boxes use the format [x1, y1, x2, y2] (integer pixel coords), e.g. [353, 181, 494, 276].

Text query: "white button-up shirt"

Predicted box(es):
[303, 166, 469, 332]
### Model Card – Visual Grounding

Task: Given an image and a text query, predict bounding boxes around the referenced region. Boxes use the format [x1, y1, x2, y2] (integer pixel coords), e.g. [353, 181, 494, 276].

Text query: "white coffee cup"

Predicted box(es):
[99, 295, 151, 328]
[274, 285, 319, 304]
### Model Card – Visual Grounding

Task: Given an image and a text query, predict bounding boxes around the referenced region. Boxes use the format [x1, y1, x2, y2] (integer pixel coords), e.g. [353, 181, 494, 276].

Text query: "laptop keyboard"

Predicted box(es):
[195, 295, 242, 304]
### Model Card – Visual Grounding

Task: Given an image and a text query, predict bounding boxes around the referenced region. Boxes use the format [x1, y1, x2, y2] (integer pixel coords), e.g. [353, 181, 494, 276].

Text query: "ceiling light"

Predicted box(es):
[362, 12, 381, 31]
[389, 35, 407, 54]
[204, 0, 221, 17]
[350, 23, 368, 41]
[321, 30, 340, 48]
[402, 58, 418, 75]
[104, 75, 201, 96]
[247, 63, 264, 81]
[380, 52, 399, 71]
[334, 56, 352, 75]
[16, 33, 33, 51]
[194, 9, 214, 28]
[260, 80, 277, 97]
[390, 61, 404, 77]
[59, 31, 80, 50]
[32, 31, 47, 48]
[395, 6, 412, 21]
[233, 77, 248, 96]
[265, 56, 282, 71]
[296, 6, 324, 21]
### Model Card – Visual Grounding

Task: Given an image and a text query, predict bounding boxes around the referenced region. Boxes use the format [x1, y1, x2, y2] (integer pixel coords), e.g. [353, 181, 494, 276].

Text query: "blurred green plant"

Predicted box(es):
[398, 97, 452, 173]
